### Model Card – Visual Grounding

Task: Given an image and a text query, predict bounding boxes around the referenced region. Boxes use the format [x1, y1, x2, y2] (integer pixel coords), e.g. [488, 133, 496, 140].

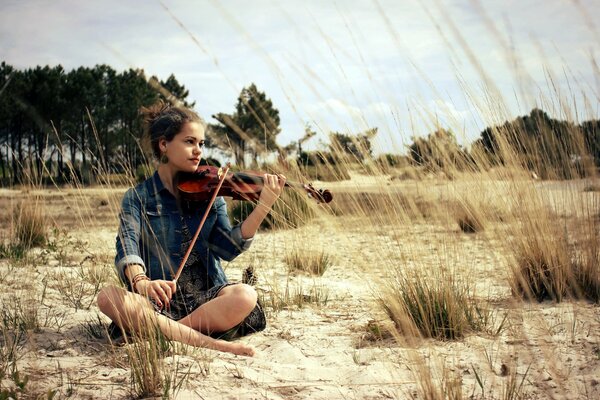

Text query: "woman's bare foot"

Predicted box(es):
[221, 341, 255, 357]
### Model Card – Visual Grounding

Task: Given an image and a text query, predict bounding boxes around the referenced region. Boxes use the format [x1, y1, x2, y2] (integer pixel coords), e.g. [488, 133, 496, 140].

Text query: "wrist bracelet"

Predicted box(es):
[132, 274, 150, 293]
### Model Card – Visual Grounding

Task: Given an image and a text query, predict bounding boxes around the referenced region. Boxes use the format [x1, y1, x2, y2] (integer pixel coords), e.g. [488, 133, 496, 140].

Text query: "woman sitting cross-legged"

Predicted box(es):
[97, 101, 285, 357]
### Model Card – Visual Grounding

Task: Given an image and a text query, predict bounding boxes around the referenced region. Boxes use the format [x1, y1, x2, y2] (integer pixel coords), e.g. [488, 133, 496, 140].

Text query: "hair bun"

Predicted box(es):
[140, 100, 171, 126]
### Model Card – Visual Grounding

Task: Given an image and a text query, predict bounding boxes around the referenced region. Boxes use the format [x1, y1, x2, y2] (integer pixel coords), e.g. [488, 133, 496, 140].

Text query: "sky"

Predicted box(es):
[1, 0, 599, 154]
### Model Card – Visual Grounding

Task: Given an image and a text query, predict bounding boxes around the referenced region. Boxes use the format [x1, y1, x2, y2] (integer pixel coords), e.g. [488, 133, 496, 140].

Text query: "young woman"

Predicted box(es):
[97, 101, 285, 357]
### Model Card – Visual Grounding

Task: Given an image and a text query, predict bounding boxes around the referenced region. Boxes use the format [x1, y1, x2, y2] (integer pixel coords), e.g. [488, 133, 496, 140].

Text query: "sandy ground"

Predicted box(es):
[1, 174, 599, 399]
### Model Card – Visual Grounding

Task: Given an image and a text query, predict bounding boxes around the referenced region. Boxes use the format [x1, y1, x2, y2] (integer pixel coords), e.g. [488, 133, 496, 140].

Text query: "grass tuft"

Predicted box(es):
[509, 214, 600, 303]
[258, 280, 330, 313]
[381, 268, 496, 340]
[125, 322, 172, 399]
[14, 201, 48, 249]
[285, 249, 333, 276]
[411, 361, 463, 400]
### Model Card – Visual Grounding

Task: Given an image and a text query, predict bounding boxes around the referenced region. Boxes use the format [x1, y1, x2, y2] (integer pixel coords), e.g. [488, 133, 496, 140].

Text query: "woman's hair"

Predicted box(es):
[140, 100, 202, 159]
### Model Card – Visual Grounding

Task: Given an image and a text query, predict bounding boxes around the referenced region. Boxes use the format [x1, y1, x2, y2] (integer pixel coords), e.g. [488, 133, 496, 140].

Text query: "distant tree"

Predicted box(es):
[581, 119, 600, 167]
[236, 83, 280, 164]
[112, 68, 159, 170]
[209, 112, 247, 166]
[283, 123, 317, 161]
[0, 62, 190, 185]
[329, 128, 377, 162]
[473, 108, 585, 179]
[209, 83, 281, 167]
[408, 128, 470, 170]
[155, 73, 195, 108]
[298, 124, 317, 153]
[0, 62, 14, 181]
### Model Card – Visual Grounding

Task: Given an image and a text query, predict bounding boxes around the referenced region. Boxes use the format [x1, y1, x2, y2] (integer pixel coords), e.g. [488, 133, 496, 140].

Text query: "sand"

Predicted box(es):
[1, 175, 599, 399]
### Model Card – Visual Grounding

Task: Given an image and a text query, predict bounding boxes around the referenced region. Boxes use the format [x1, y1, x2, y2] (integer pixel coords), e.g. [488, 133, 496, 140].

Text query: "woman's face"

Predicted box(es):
[160, 121, 206, 172]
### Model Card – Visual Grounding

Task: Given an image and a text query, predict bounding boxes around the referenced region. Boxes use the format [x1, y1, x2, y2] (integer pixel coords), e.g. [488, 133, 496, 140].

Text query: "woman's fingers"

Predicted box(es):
[167, 280, 177, 293]
[161, 281, 172, 300]
[134, 279, 175, 309]
[265, 173, 285, 191]
[147, 287, 163, 308]
[277, 174, 286, 189]
[156, 283, 171, 305]
[145, 281, 173, 309]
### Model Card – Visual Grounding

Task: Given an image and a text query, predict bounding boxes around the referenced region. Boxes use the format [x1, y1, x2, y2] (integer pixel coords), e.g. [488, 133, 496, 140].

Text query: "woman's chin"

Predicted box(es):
[173, 163, 200, 173]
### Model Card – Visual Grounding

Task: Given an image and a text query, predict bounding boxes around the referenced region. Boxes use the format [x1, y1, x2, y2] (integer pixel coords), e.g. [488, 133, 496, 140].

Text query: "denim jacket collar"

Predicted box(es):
[147, 171, 168, 196]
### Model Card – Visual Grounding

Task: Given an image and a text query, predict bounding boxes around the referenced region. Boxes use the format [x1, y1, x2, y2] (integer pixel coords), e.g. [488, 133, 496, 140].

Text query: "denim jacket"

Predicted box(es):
[114, 171, 252, 288]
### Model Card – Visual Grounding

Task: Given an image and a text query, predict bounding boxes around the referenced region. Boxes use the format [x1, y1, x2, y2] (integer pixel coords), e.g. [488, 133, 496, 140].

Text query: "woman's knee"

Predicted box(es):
[97, 285, 121, 314]
[224, 284, 257, 312]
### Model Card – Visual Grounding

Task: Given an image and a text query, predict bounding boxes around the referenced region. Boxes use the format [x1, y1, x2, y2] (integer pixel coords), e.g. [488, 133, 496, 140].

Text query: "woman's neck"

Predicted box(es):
[157, 164, 178, 196]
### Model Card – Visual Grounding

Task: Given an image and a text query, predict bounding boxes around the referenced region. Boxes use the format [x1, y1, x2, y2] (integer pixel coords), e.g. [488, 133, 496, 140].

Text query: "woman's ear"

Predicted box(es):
[159, 139, 168, 153]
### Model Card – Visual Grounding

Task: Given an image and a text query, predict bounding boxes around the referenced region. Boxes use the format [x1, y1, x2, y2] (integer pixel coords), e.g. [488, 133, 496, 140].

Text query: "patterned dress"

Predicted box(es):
[153, 215, 266, 340]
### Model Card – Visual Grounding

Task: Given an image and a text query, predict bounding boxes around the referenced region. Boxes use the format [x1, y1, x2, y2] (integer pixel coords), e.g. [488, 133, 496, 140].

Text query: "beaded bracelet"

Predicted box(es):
[132, 273, 150, 294]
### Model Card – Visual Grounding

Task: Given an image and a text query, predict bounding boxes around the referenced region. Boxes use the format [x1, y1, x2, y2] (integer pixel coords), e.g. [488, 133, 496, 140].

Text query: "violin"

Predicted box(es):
[172, 164, 331, 283]
[177, 165, 333, 204]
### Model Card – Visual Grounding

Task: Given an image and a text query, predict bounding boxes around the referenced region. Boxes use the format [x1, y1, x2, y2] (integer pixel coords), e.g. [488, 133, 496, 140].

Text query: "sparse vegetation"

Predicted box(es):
[285, 249, 333, 276]
[14, 201, 48, 249]
[410, 361, 463, 400]
[454, 200, 486, 233]
[509, 201, 600, 303]
[381, 268, 498, 340]
[258, 279, 330, 313]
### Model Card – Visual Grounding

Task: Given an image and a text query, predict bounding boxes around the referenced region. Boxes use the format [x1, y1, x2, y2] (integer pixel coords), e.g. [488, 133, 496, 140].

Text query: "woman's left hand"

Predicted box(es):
[258, 173, 286, 207]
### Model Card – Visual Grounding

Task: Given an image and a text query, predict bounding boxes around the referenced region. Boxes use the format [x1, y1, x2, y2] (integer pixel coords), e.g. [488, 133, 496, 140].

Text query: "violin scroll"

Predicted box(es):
[303, 183, 333, 204]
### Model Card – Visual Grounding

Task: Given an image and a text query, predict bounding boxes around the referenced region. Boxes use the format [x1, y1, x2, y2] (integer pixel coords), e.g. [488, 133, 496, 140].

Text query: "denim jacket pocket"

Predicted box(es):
[142, 206, 171, 247]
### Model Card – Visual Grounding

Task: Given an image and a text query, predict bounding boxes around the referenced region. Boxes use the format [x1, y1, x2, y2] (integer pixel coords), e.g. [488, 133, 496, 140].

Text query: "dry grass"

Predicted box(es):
[228, 185, 316, 230]
[12, 200, 49, 250]
[380, 267, 500, 341]
[453, 199, 486, 233]
[507, 187, 600, 303]
[284, 248, 333, 276]
[125, 325, 171, 399]
[258, 278, 330, 313]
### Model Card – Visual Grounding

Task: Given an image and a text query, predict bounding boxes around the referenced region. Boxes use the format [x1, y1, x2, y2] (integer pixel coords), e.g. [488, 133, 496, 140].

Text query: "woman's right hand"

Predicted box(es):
[135, 279, 177, 309]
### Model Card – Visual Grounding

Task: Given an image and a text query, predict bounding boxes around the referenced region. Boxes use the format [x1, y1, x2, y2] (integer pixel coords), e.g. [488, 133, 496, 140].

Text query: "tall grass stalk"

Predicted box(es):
[124, 321, 172, 399]
[410, 360, 463, 400]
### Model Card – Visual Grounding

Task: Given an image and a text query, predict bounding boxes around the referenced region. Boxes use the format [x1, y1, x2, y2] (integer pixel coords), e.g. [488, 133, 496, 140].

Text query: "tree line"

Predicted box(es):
[408, 109, 600, 179]
[0, 63, 284, 185]
[1, 62, 599, 185]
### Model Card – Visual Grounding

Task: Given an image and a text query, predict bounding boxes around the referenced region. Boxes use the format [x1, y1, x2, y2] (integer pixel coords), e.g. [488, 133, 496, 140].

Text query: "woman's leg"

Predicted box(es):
[96, 285, 254, 356]
[177, 283, 257, 333]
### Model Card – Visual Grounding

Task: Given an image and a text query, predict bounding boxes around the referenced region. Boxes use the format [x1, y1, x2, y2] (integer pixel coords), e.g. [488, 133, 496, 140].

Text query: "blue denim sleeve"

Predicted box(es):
[114, 188, 146, 282]
[207, 197, 253, 261]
